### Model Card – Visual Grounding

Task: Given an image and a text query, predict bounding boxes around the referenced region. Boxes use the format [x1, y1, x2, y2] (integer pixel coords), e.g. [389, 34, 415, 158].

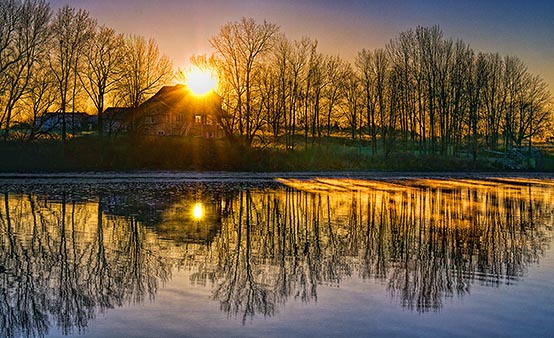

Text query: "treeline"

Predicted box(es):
[208, 18, 553, 157]
[0, 0, 172, 140]
[1, 1, 552, 159]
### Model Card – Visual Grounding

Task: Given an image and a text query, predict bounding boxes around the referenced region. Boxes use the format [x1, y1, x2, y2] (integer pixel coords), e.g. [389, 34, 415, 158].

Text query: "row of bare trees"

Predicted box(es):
[0, 0, 173, 140]
[209, 19, 552, 156]
[1, 4, 551, 154]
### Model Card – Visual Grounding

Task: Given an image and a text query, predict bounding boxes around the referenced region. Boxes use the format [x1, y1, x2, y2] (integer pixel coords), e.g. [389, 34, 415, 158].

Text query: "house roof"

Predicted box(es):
[137, 84, 222, 116]
[102, 107, 134, 119]
[44, 111, 91, 118]
[103, 107, 133, 114]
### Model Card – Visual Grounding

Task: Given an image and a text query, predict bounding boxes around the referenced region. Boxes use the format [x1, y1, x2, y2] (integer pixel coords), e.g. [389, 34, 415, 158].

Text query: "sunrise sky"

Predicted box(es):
[50, 0, 553, 90]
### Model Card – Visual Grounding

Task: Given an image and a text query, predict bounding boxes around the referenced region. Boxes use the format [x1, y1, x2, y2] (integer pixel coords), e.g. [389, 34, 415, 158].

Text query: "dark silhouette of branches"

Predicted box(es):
[0, 6, 550, 154]
[0, 0, 51, 139]
[48, 5, 95, 141]
[79, 26, 125, 137]
[210, 17, 280, 146]
[207, 21, 551, 154]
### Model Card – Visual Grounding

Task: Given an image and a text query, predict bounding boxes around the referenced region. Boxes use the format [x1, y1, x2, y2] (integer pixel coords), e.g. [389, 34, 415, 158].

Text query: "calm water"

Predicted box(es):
[1, 173, 553, 338]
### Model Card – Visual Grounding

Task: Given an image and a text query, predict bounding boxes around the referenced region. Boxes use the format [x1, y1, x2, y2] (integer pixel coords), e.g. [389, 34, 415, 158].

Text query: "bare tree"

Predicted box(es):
[0, 0, 19, 77]
[481, 53, 505, 150]
[272, 35, 292, 145]
[373, 49, 390, 151]
[49, 5, 95, 141]
[79, 26, 125, 137]
[465, 50, 487, 162]
[356, 49, 377, 153]
[446, 41, 471, 154]
[210, 17, 279, 146]
[502, 56, 527, 149]
[387, 30, 418, 148]
[308, 48, 324, 145]
[301, 39, 322, 148]
[513, 74, 551, 149]
[0, 0, 51, 139]
[117, 35, 172, 110]
[257, 58, 279, 143]
[285, 37, 313, 149]
[342, 63, 362, 141]
[21, 62, 57, 140]
[416, 26, 444, 153]
[321, 55, 349, 143]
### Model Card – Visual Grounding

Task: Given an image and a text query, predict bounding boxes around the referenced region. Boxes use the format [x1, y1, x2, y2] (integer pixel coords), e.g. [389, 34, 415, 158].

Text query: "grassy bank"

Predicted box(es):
[0, 136, 552, 172]
[0, 137, 249, 172]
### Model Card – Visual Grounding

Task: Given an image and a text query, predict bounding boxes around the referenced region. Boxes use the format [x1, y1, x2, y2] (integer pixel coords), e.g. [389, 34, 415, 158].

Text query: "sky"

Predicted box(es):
[50, 0, 553, 90]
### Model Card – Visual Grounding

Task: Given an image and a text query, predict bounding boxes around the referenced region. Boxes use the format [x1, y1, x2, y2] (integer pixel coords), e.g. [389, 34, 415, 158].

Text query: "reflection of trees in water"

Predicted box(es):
[211, 191, 275, 323]
[207, 180, 554, 317]
[0, 193, 172, 338]
[1, 179, 553, 335]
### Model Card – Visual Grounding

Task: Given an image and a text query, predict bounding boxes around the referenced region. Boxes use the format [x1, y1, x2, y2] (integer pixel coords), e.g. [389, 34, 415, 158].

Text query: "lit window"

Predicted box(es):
[195, 115, 202, 124]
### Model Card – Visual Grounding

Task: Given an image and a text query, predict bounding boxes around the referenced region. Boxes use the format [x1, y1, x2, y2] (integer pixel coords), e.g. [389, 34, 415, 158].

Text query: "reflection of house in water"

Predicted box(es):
[100, 191, 222, 244]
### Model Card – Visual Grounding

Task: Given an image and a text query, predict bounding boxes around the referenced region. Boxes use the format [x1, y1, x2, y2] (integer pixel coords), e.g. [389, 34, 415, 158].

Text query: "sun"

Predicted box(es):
[192, 202, 204, 220]
[186, 68, 218, 95]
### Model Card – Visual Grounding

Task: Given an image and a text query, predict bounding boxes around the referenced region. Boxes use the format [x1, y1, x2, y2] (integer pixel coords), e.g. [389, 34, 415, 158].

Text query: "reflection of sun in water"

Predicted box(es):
[193, 203, 204, 220]
[186, 68, 218, 95]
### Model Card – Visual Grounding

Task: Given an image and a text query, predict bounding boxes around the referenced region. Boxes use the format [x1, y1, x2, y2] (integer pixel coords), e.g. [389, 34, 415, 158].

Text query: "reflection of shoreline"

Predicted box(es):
[0, 179, 553, 336]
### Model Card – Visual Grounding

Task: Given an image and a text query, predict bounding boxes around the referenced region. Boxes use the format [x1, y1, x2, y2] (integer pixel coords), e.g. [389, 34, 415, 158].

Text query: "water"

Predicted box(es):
[1, 173, 553, 338]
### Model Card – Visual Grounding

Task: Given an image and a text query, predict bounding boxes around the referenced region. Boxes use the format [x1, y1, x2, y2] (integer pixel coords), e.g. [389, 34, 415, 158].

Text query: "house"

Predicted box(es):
[133, 84, 224, 138]
[90, 107, 133, 135]
[35, 112, 93, 133]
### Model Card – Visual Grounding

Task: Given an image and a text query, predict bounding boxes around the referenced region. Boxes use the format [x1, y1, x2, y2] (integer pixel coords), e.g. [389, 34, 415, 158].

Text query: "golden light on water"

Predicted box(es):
[193, 202, 204, 220]
[2, 177, 554, 327]
[186, 68, 218, 95]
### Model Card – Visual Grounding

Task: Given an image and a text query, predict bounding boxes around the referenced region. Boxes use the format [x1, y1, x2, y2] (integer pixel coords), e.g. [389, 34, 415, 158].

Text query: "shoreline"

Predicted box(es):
[1, 170, 553, 182]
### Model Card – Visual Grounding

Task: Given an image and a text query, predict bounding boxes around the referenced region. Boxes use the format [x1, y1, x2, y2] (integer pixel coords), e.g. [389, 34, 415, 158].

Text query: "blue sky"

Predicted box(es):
[51, 0, 553, 89]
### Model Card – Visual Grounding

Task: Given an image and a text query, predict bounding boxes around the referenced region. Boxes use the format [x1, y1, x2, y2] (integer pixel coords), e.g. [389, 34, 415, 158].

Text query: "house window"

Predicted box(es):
[195, 115, 202, 124]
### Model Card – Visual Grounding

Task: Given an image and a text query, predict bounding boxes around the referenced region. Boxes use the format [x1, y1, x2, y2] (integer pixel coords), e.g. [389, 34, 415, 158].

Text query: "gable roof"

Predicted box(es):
[137, 84, 222, 116]
[103, 107, 134, 116]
